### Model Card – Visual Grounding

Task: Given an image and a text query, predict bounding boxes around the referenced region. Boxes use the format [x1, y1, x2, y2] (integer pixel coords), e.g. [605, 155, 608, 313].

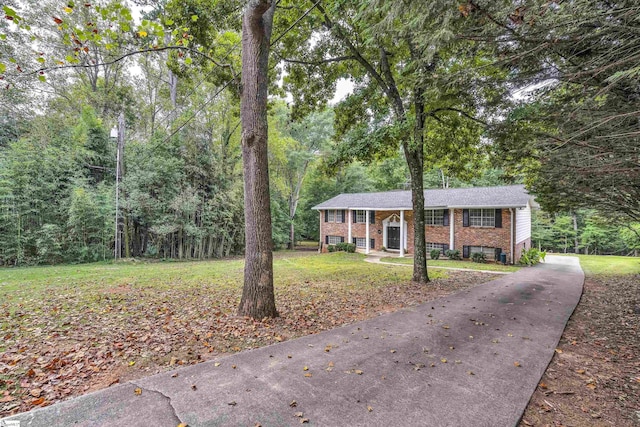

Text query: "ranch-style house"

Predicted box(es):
[313, 184, 536, 264]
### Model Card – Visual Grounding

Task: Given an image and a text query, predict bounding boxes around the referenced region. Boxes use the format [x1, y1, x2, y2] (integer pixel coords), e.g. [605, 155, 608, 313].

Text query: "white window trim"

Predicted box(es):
[355, 210, 367, 223]
[355, 237, 367, 248]
[470, 208, 495, 228]
[469, 246, 497, 257]
[327, 209, 336, 222]
[327, 235, 343, 245]
[425, 209, 445, 226]
[426, 242, 446, 253]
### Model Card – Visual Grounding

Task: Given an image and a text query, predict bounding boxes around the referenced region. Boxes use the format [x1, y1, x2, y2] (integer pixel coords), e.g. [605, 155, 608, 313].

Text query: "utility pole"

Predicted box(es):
[114, 112, 125, 260]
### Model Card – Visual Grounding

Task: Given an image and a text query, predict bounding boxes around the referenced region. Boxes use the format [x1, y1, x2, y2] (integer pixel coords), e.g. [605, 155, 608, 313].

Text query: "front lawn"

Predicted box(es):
[553, 253, 640, 275]
[0, 252, 497, 417]
[379, 256, 522, 272]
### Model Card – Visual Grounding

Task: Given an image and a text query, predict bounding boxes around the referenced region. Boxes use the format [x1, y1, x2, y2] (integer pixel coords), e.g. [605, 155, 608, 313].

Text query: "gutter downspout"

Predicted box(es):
[400, 210, 405, 257]
[365, 210, 371, 254]
[510, 208, 515, 264]
[348, 209, 352, 244]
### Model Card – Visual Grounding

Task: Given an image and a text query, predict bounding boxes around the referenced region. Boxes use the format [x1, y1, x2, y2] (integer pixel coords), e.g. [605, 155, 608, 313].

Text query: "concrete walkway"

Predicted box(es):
[3, 256, 584, 427]
[364, 254, 512, 275]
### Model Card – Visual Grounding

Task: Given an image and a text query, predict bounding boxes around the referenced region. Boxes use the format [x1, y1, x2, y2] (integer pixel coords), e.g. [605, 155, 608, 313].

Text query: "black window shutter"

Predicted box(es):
[369, 211, 376, 224]
[495, 247, 502, 261]
[463, 209, 469, 227]
[352, 237, 356, 244]
[443, 209, 449, 226]
[325, 235, 329, 244]
[495, 209, 502, 228]
[324, 210, 328, 222]
[463, 245, 470, 258]
[443, 243, 450, 252]
[353, 210, 357, 223]
[341, 210, 346, 223]
[370, 238, 375, 249]
[341, 236, 345, 243]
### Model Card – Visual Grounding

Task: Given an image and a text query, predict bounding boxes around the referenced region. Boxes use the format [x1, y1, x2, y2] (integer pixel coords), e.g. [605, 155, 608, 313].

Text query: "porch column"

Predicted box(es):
[319, 211, 322, 252]
[365, 210, 371, 254]
[348, 209, 352, 244]
[399, 210, 405, 257]
[449, 209, 454, 251]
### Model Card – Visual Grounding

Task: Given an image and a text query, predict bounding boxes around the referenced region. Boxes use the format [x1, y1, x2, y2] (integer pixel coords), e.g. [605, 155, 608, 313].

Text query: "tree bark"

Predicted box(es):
[237, 0, 278, 319]
[572, 211, 579, 254]
[406, 100, 429, 284]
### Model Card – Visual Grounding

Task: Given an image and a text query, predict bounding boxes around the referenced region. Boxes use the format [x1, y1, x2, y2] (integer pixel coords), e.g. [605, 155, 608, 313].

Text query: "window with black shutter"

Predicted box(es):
[324, 210, 328, 222]
[352, 210, 357, 223]
[463, 209, 469, 227]
[495, 209, 502, 228]
[495, 247, 502, 261]
[463, 245, 470, 258]
[370, 238, 375, 249]
[325, 235, 329, 244]
[369, 211, 376, 224]
[341, 210, 346, 223]
[443, 209, 449, 226]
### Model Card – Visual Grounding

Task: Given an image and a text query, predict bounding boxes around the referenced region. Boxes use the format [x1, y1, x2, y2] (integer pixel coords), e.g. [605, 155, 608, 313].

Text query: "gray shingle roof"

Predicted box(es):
[312, 185, 533, 210]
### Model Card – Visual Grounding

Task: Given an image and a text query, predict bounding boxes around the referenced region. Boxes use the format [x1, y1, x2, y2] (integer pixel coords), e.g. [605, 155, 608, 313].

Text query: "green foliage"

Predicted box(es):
[519, 248, 546, 266]
[471, 252, 487, 263]
[327, 245, 336, 252]
[334, 242, 356, 253]
[444, 249, 461, 260]
[429, 249, 441, 260]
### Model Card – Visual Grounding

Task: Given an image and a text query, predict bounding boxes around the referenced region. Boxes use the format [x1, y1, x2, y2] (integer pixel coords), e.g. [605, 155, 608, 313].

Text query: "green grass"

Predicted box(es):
[0, 251, 441, 294]
[553, 253, 640, 276]
[379, 257, 522, 272]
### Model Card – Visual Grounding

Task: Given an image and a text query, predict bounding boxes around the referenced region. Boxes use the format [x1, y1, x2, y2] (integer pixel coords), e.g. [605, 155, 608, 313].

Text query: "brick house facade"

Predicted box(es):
[314, 185, 535, 264]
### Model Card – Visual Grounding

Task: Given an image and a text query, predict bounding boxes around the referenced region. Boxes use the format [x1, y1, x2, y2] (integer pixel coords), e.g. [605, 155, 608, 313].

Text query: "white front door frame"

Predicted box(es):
[382, 214, 408, 252]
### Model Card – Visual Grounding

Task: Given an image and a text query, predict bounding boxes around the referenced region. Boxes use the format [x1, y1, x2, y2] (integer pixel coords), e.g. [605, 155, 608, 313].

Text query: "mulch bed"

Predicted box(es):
[520, 274, 640, 427]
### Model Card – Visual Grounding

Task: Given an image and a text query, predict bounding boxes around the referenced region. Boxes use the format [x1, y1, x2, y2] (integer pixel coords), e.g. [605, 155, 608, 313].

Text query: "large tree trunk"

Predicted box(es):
[572, 211, 579, 254]
[405, 129, 429, 284]
[237, 0, 278, 319]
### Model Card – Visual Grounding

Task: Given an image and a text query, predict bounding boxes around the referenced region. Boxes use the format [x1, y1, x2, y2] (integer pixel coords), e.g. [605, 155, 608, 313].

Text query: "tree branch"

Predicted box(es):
[428, 107, 489, 126]
[20, 46, 234, 77]
[275, 53, 357, 66]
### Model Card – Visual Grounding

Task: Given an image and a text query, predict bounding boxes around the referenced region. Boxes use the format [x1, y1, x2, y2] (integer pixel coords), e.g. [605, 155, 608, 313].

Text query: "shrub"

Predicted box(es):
[335, 242, 348, 252]
[430, 249, 441, 260]
[519, 248, 547, 266]
[445, 249, 461, 260]
[471, 252, 487, 263]
[381, 246, 387, 252]
[331, 242, 356, 253]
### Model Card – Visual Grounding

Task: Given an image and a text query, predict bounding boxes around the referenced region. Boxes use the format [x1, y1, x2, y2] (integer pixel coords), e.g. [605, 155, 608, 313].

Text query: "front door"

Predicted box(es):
[387, 226, 400, 250]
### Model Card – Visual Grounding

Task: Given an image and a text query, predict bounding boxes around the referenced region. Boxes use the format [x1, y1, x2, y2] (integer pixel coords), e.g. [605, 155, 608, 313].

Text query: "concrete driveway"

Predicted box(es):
[3, 256, 584, 427]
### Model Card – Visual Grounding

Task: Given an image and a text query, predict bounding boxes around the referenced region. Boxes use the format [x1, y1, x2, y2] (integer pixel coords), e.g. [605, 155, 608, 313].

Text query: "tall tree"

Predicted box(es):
[237, 0, 278, 319]
[281, 1, 503, 283]
[467, 0, 640, 220]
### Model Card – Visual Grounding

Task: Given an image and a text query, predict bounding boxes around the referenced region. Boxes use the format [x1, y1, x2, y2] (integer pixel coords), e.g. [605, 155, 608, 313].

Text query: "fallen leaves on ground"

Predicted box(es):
[520, 274, 640, 427]
[0, 259, 496, 417]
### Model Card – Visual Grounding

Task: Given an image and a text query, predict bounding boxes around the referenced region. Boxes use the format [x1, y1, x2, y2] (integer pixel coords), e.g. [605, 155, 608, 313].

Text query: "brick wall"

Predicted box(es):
[319, 208, 518, 263]
[453, 208, 512, 262]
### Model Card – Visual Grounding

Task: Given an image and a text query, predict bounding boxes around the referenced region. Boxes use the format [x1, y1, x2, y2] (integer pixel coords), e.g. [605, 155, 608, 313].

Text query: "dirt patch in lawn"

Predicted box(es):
[520, 274, 640, 427]
[0, 270, 497, 417]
